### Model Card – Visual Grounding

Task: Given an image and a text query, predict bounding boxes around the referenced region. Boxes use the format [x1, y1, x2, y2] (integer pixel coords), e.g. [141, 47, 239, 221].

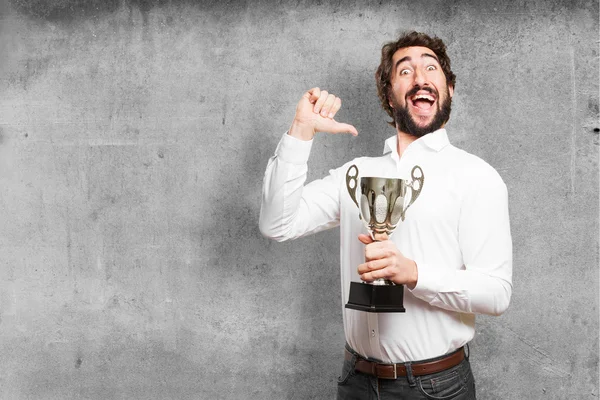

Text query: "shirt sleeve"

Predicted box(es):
[259, 133, 341, 242]
[409, 170, 513, 316]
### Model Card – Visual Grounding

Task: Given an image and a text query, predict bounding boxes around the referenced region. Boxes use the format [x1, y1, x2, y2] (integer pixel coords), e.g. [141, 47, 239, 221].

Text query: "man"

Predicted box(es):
[259, 31, 512, 399]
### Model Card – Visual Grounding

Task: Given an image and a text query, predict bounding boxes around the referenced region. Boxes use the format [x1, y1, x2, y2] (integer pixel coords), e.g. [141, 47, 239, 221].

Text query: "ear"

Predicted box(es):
[388, 88, 395, 109]
[448, 84, 454, 99]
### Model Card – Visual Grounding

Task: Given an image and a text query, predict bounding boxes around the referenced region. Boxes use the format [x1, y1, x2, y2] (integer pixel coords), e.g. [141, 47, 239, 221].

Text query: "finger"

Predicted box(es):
[364, 240, 395, 261]
[307, 87, 321, 104]
[365, 249, 393, 265]
[361, 267, 392, 282]
[313, 90, 329, 114]
[327, 97, 342, 119]
[320, 94, 336, 117]
[358, 234, 373, 245]
[360, 270, 380, 282]
[357, 259, 388, 275]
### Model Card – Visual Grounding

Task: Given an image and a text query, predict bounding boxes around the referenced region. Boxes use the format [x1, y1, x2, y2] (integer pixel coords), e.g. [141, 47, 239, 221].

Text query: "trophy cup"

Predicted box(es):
[345, 164, 424, 312]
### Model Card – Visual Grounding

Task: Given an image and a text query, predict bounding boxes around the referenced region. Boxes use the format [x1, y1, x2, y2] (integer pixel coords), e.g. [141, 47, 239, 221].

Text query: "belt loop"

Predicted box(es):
[345, 345, 359, 369]
[404, 362, 416, 387]
[465, 343, 470, 361]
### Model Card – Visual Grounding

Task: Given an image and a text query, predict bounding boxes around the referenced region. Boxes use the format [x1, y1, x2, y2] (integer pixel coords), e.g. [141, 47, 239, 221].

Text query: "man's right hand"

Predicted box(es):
[288, 88, 358, 141]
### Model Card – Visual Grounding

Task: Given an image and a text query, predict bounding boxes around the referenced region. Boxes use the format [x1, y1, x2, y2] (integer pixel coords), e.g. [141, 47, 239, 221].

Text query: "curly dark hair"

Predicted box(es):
[375, 31, 456, 126]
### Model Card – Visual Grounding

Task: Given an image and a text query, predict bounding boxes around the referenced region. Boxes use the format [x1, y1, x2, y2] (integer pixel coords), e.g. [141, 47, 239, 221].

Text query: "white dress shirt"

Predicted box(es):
[259, 128, 512, 363]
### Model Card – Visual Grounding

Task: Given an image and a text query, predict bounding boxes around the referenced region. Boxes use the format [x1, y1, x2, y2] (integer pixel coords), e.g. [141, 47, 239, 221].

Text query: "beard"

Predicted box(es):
[391, 86, 452, 138]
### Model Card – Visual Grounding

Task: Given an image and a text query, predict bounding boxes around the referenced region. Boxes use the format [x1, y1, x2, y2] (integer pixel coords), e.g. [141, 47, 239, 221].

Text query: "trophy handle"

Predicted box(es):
[404, 165, 425, 215]
[346, 164, 359, 208]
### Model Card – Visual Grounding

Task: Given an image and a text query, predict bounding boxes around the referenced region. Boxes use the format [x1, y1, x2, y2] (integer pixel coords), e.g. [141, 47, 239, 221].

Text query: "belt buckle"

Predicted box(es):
[379, 363, 397, 380]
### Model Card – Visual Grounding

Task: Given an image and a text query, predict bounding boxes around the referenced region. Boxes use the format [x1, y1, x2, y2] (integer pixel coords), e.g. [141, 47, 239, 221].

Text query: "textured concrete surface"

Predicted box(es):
[0, 0, 597, 399]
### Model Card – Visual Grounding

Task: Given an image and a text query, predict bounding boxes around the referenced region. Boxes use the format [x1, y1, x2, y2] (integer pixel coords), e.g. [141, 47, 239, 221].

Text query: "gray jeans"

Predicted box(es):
[337, 347, 476, 400]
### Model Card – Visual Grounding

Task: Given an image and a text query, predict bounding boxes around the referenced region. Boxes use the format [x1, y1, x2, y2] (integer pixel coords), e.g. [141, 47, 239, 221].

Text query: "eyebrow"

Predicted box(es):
[394, 53, 441, 71]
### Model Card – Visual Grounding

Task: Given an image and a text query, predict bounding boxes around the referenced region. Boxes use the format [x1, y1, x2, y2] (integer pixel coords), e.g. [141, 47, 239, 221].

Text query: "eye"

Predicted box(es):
[400, 69, 411, 75]
[426, 65, 437, 71]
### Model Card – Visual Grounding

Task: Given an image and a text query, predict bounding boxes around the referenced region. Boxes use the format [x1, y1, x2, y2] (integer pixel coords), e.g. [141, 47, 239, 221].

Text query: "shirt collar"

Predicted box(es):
[383, 128, 450, 157]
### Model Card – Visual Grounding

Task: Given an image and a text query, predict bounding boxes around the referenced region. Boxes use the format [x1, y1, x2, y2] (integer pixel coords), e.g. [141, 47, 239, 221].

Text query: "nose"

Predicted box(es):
[413, 67, 427, 87]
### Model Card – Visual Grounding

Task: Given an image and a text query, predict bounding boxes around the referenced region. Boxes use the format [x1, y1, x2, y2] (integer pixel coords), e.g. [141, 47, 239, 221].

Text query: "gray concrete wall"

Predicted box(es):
[0, 0, 597, 398]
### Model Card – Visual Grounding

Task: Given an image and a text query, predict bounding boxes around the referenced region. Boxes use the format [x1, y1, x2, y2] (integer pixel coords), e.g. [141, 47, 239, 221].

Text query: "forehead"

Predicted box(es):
[392, 46, 438, 65]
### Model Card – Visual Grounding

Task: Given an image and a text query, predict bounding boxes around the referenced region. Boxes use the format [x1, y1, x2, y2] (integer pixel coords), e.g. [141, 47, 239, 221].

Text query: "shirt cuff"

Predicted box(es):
[275, 131, 314, 165]
[408, 261, 441, 303]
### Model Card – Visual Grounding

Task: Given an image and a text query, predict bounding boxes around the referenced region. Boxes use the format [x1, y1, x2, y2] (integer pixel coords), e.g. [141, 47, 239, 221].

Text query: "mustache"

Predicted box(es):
[406, 86, 438, 99]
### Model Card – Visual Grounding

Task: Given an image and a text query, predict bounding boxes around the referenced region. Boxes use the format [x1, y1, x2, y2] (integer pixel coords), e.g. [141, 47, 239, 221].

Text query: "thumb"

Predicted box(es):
[358, 234, 373, 245]
[334, 122, 359, 136]
[318, 119, 358, 136]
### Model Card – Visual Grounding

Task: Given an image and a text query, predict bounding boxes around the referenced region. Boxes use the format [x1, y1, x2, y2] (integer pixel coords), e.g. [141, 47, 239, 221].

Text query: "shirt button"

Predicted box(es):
[371, 330, 375, 337]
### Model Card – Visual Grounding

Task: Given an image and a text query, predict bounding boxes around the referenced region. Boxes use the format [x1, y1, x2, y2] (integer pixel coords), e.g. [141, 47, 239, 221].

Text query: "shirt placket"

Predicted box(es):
[397, 142, 420, 176]
[367, 313, 381, 359]
[366, 145, 413, 361]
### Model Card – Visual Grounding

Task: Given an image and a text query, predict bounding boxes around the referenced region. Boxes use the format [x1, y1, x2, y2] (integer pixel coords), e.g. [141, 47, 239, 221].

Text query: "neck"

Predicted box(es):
[395, 123, 447, 156]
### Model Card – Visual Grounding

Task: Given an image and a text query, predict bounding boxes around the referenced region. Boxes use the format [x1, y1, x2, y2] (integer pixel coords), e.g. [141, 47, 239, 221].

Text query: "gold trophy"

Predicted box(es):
[345, 164, 424, 312]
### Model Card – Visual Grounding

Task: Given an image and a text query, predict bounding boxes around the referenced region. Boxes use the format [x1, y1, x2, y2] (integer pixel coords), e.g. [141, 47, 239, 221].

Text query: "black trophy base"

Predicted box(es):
[345, 281, 406, 313]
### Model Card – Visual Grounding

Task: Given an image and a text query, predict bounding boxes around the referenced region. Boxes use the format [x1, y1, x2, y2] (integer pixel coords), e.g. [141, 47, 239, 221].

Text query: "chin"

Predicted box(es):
[415, 115, 435, 126]
[393, 97, 452, 138]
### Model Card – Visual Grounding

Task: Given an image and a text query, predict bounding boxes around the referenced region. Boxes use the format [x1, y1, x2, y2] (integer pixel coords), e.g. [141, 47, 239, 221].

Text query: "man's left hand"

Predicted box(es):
[357, 234, 419, 289]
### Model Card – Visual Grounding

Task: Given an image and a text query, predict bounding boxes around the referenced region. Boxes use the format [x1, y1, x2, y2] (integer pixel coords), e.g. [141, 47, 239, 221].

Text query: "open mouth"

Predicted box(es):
[409, 92, 436, 111]
[408, 88, 437, 113]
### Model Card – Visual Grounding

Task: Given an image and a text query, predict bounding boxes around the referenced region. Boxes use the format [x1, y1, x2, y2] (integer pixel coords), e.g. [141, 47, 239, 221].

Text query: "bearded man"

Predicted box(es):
[259, 31, 512, 399]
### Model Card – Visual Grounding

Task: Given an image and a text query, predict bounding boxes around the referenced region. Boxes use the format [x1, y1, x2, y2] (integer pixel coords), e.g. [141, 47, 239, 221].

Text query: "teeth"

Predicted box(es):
[413, 94, 434, 101]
